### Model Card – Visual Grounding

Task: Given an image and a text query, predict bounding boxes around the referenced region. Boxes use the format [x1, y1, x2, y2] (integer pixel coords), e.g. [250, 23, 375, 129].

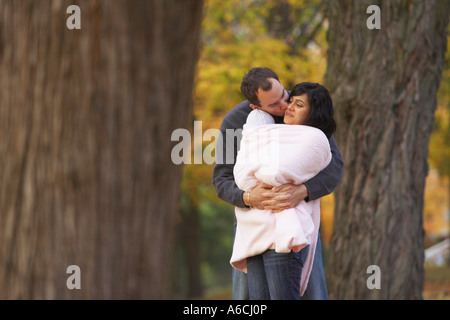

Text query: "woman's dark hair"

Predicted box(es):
[290, 82, 336, 139]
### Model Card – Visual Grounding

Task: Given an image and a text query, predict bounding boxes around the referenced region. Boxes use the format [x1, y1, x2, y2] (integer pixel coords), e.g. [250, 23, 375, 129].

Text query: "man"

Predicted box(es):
[212, 67, 343, 299]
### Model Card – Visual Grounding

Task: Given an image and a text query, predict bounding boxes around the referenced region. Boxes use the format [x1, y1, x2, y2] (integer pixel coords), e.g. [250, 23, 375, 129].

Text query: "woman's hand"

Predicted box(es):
[261, 184, 309, 213]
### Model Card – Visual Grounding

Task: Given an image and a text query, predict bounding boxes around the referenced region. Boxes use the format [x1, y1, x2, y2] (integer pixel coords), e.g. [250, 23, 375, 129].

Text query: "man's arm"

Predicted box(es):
[212, 102, 250, 208]
[303, 135, 344, 201]
[212, 102, 288, 209]
[212, 161, 247, 208]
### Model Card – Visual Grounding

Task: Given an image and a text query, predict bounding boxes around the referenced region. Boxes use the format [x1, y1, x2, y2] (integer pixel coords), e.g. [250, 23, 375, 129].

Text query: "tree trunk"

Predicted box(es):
[324, 0, 449, 299]
[0, 0, 203, 299]
[178, 197, 203, 298]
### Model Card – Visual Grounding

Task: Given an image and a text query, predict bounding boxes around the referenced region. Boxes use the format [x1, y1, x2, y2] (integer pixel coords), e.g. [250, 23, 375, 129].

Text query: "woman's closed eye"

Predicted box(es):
[290, 97, 304, 107]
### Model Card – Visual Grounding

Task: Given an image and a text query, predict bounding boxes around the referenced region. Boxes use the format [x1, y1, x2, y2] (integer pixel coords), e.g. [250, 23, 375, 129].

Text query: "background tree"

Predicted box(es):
[324, 0, 449, 299]
[427, 29, 450, 256]
[0, 0, 203, 299]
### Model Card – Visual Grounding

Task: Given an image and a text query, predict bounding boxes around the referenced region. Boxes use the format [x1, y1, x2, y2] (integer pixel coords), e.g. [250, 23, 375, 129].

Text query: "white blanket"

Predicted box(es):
[230, 124, 331, 296]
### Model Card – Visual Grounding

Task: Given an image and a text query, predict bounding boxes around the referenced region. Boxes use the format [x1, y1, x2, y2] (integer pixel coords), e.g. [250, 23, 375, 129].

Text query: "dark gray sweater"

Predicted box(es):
[212, 100, 344, 208]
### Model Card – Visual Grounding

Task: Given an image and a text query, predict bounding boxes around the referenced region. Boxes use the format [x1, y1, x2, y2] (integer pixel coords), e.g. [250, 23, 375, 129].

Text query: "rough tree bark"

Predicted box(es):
[0, 0, 203, 299]
[324, 0, 449, 299]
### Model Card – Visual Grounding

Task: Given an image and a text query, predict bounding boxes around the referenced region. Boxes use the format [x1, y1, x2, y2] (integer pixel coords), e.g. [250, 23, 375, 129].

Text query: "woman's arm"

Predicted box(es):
[259, 135, 343, 211]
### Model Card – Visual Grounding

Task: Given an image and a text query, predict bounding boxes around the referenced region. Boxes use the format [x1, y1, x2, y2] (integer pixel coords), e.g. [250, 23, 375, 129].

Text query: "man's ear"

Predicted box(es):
[249, 104, 260, 110]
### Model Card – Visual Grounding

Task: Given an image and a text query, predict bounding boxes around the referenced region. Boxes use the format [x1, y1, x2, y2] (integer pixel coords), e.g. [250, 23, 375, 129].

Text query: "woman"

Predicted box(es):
[230, 82, 336, 300]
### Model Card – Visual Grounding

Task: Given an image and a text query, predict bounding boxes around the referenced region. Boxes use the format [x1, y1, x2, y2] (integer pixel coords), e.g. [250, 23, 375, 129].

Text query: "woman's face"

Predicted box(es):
[283, 94, 311, 125]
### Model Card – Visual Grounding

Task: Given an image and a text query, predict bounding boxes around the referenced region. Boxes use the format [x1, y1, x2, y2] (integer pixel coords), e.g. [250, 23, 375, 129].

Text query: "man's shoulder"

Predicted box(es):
[220, 100, 252, 131]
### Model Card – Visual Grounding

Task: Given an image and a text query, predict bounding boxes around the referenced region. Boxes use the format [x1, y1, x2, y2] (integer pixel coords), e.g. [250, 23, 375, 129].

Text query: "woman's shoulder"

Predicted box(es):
[245, 109, 275, 127]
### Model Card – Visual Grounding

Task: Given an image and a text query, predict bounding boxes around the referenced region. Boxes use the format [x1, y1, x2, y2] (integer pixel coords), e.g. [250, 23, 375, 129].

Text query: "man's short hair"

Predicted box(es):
[241, 67, 280, 107]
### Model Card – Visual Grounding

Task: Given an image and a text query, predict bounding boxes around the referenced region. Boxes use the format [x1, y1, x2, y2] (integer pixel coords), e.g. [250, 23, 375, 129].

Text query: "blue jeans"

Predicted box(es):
[232, 235, 329, 300]
[246, 246, 309, 300]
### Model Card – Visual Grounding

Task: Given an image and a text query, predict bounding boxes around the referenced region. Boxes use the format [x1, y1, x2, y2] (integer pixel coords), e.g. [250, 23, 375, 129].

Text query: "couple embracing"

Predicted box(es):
[212, 67, 344, 300]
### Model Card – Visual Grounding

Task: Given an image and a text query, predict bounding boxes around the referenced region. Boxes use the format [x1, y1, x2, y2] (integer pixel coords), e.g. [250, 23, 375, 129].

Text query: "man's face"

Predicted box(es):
[251, 78, 289, 117]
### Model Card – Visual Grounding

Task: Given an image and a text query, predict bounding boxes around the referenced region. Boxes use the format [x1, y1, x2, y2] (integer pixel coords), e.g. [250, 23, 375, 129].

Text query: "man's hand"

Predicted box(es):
[243, 183, 274, 210]
[243, 183, 309, 213]
[261, 184, 308, 213]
